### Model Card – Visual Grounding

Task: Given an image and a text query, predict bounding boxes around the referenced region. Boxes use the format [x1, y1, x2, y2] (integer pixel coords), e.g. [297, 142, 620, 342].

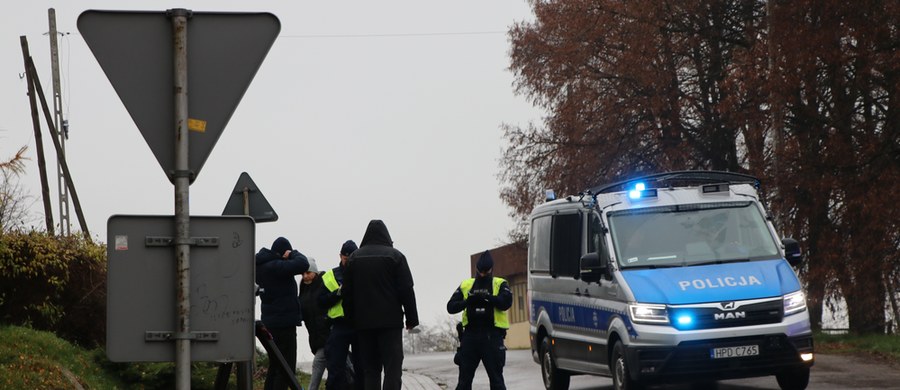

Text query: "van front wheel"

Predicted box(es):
[775, 366, 809, 390]
[540, 337, 570, 390]
[612, 341, 643, 390]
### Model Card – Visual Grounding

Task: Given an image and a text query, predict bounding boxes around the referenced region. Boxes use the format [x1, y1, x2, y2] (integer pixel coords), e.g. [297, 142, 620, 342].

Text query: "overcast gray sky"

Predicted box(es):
[1, 0, 540, 355]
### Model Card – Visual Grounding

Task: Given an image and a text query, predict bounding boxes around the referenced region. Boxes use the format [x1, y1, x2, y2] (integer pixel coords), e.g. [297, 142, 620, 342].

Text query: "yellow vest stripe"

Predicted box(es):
[322, 270, 344, 319]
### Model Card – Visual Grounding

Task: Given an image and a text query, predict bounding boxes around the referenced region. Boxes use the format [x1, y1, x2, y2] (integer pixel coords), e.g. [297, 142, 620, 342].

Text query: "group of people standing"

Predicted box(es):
[256, 219, 512, 390]
[255, 219, 419, 390]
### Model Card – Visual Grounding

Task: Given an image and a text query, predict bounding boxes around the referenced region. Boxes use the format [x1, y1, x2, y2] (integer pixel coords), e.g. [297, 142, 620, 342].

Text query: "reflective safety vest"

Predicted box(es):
[460, 277, 509, 329]
[322, 270, 344, 319]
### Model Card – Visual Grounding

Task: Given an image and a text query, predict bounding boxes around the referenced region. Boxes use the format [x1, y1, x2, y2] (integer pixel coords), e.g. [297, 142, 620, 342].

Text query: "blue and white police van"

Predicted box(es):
[528, 171, 813, 390]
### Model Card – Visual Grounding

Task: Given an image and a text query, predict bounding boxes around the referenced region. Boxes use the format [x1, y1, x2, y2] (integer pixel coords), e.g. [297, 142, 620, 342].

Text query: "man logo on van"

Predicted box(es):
[677, 276, 762, 291]
[715, 311, 747, 320]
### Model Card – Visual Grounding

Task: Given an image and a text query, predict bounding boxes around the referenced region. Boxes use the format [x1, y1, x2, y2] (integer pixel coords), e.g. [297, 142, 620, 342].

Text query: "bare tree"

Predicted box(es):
[0, 146, 33, 232]
[502, 0, 769, 237]
[0, 146, 27, 174]
[403, 315, 462, 354]
[768, 0, 900, 333]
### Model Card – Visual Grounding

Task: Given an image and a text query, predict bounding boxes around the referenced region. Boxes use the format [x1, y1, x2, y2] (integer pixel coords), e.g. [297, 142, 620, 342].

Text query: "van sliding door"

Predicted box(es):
[548, 212, 584, 367]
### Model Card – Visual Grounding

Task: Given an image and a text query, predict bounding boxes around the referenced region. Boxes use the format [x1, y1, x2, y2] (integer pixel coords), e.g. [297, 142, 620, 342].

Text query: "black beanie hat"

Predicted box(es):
[476, 250, 494, 272]
[271, 237, 292, 255]
[340, 240, 358, 256]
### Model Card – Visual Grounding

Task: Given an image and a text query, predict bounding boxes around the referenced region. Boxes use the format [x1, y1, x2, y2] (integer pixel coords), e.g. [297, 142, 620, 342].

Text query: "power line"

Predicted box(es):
[66, 30, 509, 39]
[280, 30, 507, 39]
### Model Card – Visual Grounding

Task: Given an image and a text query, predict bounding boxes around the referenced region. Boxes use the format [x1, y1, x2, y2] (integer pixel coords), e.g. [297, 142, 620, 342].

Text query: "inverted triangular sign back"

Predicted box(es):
[222, 172, 278, 223]
[78, 10, 280, 183]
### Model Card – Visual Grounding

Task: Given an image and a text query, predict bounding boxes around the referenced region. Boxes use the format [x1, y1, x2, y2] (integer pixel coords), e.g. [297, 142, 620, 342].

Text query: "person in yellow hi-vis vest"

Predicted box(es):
[319, 240, 363, 389]
[446, 250, 512, 390]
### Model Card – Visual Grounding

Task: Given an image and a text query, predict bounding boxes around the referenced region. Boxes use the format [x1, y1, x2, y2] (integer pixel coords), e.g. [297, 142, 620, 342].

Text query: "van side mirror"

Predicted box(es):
[580, 252, 607, 284]
[782, 238, 803, 267]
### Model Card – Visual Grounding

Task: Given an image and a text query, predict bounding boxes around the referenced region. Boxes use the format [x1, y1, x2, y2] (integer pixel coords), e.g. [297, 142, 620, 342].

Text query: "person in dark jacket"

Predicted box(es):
[256, 237, 309, 390]
[299, 257, 328, 390]
[320, 240, 364, 390]
[446, 250, 512, 390]
[343, 220, 418, 390]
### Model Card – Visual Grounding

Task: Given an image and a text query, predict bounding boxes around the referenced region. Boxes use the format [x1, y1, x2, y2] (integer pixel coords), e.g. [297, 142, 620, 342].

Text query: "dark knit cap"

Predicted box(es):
[340, 240, 358, 256]
[476, 250, 494, 272]
[271, 237, 292, 255]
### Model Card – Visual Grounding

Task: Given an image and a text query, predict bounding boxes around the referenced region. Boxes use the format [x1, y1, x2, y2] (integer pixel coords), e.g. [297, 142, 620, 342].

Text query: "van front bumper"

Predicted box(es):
[625, 334, 814, 384]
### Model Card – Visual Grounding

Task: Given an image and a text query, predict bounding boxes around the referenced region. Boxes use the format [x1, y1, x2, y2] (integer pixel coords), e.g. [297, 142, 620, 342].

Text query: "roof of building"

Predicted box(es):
[469, 242, 527, 279]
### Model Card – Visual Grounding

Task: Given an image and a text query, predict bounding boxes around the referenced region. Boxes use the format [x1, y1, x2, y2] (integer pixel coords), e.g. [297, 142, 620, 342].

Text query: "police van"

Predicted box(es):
[528, 171, 813, 390]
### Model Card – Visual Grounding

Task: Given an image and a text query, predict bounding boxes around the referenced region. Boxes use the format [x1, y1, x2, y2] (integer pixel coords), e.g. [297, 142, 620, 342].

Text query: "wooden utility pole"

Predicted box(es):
[24, 55, 90, 237]
[48, 8, 72, 236]
[20, 36, 55, 235]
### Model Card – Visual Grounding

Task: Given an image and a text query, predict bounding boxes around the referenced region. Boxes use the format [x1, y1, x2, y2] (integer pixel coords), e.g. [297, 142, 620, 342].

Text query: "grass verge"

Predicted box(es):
[0, 325, 317, 389]
[0, 325, 124, 389]
[814, 331, 900, 364]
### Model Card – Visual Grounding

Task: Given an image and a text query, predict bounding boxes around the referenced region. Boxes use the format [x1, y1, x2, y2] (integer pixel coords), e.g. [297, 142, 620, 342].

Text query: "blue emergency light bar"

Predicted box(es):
[628, 182, 658, 200]
[591, 171, 760, 195]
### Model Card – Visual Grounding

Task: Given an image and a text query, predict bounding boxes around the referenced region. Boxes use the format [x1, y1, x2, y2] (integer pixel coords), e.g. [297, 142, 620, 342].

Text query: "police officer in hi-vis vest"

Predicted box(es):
[319, 240, 363, 389]
[446, 250, 512, 390]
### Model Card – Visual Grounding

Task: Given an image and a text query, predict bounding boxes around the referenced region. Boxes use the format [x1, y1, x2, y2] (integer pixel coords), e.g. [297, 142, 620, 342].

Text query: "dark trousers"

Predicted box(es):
[455, 327, 506, 390]
[265, 326, 297, 390]
[357, 327, 404, 390]
[326, 321, 363, 390]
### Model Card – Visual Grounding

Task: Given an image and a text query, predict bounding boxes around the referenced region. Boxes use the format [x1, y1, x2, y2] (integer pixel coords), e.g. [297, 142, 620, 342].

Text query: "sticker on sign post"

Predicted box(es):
[115, 235, 128, 251]
[188, 118, 207, 132]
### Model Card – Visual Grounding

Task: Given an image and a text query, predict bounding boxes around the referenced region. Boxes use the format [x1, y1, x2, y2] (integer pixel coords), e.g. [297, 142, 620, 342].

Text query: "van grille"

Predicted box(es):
[632, 335, 813, 383]
[652, 335, 806, 379]
[668, 299, 782, 330]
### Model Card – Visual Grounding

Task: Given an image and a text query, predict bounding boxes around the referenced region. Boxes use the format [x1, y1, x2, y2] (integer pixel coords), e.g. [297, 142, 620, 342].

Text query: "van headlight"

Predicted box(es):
[629, 303, 669, 324]
[783, 291, 807, 316]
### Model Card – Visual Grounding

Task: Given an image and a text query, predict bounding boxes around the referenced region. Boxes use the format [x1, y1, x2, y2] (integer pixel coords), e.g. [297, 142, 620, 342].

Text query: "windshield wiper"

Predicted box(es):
[692, 258, 751, 267]
[622, 264, 682, 270]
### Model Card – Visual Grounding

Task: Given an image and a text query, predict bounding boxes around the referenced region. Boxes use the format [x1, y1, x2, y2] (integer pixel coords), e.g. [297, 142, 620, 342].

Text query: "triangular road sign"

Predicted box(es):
[222, 172, 278, 223]
[78, 10, 280, 184]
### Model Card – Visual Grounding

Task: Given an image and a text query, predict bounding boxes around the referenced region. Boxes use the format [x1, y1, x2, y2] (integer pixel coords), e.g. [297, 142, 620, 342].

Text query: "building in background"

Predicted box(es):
[469, 242, 528, 349]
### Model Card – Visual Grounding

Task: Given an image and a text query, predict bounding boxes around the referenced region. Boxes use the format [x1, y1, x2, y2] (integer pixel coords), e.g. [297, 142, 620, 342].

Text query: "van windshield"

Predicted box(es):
[607, 201, 780, 269]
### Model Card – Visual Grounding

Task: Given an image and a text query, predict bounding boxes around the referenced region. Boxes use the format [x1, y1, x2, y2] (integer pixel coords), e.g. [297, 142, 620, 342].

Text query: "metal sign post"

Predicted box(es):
[170, 9, 192, 388]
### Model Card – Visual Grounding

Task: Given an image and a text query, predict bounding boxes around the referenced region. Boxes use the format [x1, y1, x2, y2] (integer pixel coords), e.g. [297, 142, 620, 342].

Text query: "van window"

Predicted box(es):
[529, 215, 551, 271]
[551, 213, 582, 277]
[589, 213, 612, 277]
[588, 213, 604, 253]
[607, 201, 780, 268]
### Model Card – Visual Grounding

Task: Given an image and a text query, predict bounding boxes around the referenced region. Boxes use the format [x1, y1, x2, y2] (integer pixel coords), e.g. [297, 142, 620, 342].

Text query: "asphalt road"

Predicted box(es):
[402, 349, 900, 389]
